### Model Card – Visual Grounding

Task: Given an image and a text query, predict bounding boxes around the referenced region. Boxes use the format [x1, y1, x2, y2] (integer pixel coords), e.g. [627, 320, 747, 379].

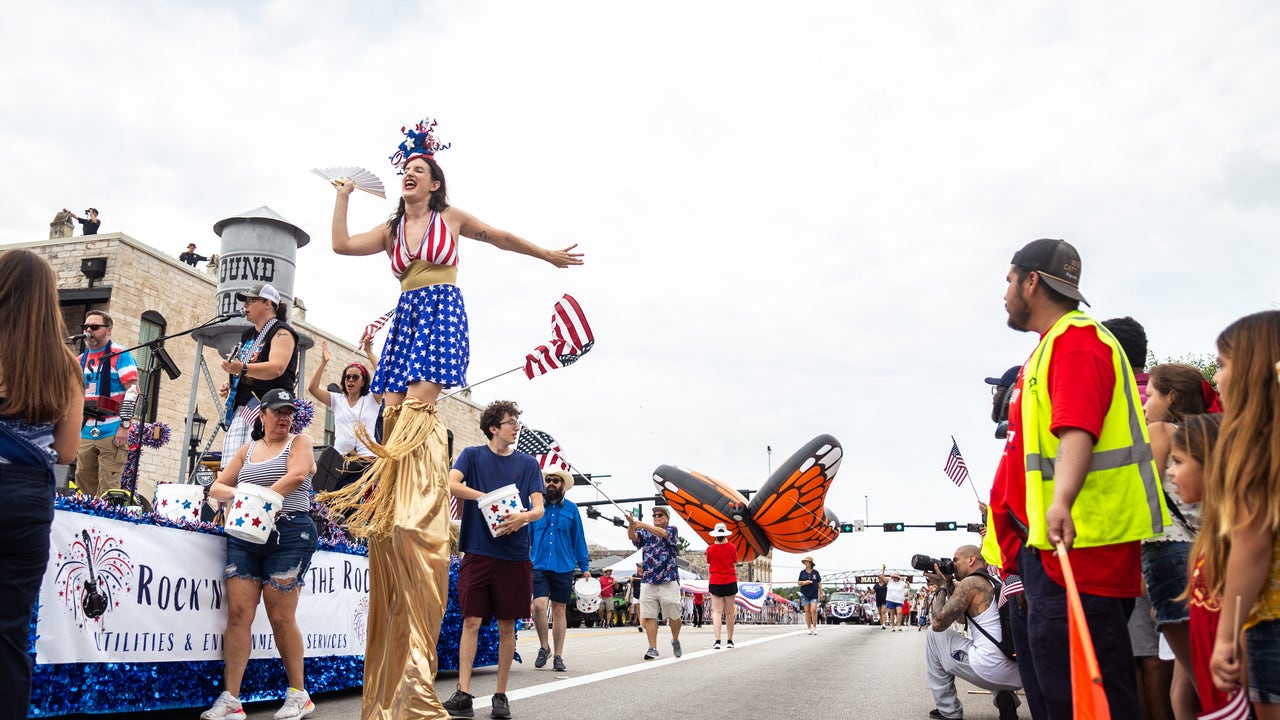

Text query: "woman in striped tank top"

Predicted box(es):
[204, 388, 317, 720]
[322, 119, 583, 719]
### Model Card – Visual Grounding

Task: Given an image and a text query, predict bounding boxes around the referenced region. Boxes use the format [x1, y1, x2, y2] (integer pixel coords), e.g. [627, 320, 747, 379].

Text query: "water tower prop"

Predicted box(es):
[178, 207, 312, 483]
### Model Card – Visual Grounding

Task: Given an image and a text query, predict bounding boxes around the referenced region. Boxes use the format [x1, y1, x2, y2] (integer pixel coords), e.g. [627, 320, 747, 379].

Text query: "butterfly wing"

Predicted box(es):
[747, 435, 843, 554]
[653, 465, 771, 562]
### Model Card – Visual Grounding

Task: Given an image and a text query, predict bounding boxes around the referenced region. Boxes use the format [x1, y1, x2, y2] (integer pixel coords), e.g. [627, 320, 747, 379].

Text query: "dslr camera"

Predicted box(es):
[911, 554, 954, 576]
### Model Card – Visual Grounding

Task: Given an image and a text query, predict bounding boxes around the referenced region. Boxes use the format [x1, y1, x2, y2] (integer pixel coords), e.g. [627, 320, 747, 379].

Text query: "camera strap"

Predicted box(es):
[963, 570, 1017, 661]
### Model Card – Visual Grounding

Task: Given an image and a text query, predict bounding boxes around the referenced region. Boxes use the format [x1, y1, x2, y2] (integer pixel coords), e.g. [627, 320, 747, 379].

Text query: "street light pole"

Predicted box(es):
[767, 445, 772, 475]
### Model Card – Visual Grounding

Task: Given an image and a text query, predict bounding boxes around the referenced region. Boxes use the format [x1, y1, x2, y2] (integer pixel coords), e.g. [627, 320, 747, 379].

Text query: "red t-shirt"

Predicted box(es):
[706, 542, 737, 585]
[598, 575, 614, 598]
[990, 323, 1140, 597]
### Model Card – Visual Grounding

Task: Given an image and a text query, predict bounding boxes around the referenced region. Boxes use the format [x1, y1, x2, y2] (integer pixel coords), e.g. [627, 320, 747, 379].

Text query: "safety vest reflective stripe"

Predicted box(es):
[1027, 443, 1155, 478]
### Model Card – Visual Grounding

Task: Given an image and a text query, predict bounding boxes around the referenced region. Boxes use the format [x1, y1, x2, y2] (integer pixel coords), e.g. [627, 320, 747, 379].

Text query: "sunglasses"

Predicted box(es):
[83, 324, 106, 331]
[343, 374, 363, 381]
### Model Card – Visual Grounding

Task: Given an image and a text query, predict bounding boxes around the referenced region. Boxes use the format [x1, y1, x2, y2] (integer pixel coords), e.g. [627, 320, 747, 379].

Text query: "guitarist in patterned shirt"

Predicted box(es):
[217, 284, 299, 468]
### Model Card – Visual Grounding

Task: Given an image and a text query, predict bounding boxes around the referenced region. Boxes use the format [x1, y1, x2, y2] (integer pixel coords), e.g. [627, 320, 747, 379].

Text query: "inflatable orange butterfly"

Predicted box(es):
[653, 434, 843, 563]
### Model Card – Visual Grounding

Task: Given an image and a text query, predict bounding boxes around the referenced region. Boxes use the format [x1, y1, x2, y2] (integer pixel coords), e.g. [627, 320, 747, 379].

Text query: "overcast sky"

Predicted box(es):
[4, 1, 1279, 583]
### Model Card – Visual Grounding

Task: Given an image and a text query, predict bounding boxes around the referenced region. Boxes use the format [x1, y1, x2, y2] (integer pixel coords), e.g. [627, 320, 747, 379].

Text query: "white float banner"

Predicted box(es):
[36, 508, 370, 665]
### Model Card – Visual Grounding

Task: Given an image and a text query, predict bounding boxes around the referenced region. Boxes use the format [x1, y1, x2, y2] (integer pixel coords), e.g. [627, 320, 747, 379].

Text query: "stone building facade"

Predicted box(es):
[4, 231, 485, 502]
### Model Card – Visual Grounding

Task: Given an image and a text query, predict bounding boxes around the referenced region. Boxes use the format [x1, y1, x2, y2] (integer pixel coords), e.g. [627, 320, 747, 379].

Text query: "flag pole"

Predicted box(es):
[519, 428, 633, 518]
[951, 435, 984, 503]
[438, 366, 524, 402]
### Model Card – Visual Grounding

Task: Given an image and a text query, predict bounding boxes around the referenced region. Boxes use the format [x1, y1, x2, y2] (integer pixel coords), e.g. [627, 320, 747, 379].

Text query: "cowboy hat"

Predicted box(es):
[543, 468, 574, 491]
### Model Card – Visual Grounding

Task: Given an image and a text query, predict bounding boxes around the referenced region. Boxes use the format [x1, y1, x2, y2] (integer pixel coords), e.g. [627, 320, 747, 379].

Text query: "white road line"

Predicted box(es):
[469, 630, 809, 709]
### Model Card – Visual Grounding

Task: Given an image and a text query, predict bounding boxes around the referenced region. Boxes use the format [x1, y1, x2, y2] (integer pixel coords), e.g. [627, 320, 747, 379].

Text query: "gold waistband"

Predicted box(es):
[400, 260, 458, 292]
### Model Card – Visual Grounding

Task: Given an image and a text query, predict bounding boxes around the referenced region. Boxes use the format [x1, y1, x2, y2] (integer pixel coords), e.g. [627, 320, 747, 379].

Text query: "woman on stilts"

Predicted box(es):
[321, 118, 583, 720]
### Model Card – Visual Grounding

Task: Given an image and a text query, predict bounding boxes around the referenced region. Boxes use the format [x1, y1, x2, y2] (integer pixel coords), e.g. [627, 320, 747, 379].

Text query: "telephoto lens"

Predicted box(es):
[910, 554, 955, 576]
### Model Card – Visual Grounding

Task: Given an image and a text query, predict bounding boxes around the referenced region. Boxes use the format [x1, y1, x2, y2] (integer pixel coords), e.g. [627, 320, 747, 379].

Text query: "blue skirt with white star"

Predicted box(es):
[371, 284, 470, 393]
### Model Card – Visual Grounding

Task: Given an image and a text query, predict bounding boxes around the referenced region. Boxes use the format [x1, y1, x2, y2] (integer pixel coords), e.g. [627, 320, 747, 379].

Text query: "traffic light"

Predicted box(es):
[611, 516, 628, 528]
[883, 522, 904, 532]
[839, 522, 855, 533]
[586, 507, 602, 520]
[935, 521, 957, 531]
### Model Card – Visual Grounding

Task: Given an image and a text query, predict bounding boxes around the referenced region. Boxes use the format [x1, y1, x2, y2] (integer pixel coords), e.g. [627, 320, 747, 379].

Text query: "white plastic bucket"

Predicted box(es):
[477, 484, 524, 538]
[152, 483, 205, 523]
[225, 484, 284, 544]
[574, 576, 602, 613]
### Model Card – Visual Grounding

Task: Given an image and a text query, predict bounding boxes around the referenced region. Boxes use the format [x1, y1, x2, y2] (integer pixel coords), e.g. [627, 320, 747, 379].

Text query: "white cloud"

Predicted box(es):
[3, 0, 1279, 574]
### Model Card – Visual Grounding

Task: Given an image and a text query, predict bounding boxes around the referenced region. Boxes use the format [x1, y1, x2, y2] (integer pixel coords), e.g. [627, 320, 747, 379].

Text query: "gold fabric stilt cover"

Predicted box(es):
[318, 399, 451, 719]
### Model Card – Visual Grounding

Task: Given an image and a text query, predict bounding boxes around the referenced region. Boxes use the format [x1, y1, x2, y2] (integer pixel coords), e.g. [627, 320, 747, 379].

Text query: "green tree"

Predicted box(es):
[676, 535, 691, 554]
[1155, 353, 1218, 383]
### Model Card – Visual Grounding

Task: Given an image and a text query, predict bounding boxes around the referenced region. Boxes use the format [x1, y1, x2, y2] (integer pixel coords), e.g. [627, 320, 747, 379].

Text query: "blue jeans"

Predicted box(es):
[225, 514, 317, 592]
[0, 464, 54, 719]
[1141, 540, 1191, 628]
[1008, 567, 1049, 720]
[1021, 545, 1138, 720]
[1247, 619, 1280, 703]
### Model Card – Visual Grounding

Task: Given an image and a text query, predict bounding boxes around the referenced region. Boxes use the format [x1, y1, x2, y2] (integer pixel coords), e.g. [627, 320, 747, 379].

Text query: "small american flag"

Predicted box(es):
[945, 439, 970, 487]
[1198, 689, 1252, 720]
[516, 427, 570, 474]
[237, 398, 262, 429]
[361, 309, 395, 344]
[524, 294, 595, 379]
[998, 574, 1024, 609]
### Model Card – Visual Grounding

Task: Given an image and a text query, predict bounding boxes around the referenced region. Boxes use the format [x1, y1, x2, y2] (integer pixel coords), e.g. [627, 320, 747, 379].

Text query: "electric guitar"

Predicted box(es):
[221, 341, 246, 427]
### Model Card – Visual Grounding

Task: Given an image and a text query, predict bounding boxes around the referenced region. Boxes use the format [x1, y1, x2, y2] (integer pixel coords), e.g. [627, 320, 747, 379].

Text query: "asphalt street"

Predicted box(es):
[122, 622, 1022, 720]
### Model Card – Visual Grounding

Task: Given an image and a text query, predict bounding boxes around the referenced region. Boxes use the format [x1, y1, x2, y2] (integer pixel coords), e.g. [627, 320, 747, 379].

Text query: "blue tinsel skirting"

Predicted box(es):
[29, 495, 504, 716]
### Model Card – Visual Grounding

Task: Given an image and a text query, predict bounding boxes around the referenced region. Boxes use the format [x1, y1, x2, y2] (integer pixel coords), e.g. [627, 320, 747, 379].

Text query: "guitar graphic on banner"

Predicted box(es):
[80, 530, 108, 620]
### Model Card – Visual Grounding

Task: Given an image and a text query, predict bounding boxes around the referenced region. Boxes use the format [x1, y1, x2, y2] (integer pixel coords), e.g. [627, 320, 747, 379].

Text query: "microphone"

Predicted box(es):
[65, 332, 90, 342]
[215, 310, 245, 322]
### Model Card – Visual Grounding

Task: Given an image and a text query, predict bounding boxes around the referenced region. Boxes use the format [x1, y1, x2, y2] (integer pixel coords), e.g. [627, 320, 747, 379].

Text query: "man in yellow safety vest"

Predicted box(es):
[985, 238, 1168, 720]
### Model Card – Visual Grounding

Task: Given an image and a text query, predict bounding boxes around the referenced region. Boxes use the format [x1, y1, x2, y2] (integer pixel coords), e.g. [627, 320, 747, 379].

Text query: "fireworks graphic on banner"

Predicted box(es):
[52, 527, 135, 628]
[353, 595, 370, 644]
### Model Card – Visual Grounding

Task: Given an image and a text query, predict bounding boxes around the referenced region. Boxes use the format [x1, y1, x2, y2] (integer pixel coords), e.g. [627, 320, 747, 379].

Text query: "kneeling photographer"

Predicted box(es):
[919, 545, 1021, 720]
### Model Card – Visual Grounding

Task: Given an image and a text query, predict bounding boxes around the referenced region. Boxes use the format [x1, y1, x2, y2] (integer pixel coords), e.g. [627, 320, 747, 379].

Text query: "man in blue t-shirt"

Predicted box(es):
[444, 400, 545, 720]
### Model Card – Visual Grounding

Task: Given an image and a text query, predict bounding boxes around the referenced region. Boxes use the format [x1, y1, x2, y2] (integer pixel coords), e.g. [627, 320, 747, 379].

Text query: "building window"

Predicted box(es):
[136, 311, 166, 422]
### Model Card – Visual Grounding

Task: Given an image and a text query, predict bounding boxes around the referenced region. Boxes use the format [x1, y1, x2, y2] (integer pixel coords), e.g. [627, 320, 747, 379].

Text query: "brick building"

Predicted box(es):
[5, 223, 485, 502]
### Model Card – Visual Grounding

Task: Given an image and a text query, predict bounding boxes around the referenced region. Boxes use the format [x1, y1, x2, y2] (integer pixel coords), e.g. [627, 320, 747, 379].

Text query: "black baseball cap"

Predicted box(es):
[984, 366, 1020, 388]
[260, 388, 297, 411]
[1010, 238, 1089, 306]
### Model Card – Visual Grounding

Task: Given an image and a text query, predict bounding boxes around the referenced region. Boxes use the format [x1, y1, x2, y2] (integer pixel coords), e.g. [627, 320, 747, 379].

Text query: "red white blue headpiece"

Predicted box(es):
[390, 118, 450, 173]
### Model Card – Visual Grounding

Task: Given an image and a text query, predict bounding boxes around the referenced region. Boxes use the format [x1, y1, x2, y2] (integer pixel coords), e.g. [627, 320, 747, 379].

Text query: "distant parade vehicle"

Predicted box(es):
[825, 591, 867, 625]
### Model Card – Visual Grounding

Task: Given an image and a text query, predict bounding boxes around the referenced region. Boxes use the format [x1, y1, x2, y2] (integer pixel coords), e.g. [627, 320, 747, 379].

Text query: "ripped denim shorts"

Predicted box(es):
[224, 513, 317, 592]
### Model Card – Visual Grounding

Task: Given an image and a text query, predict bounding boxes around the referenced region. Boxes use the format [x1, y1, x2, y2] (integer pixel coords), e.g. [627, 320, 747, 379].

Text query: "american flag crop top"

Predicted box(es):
[390, 211, 458, 278]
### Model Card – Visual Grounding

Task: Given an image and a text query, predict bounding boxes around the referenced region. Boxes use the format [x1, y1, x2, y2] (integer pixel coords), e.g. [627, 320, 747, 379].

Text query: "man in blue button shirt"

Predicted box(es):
[529, 467, 591, 673]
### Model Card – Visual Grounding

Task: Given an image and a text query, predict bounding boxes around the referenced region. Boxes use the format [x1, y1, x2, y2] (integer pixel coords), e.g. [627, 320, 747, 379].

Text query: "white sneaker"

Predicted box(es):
[274, 688, 315, 720]
[201, 691, 246, 720]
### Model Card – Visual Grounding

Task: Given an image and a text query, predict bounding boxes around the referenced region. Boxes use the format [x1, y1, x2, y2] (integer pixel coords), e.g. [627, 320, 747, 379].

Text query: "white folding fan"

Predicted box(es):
[311, 166, 386, 199]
